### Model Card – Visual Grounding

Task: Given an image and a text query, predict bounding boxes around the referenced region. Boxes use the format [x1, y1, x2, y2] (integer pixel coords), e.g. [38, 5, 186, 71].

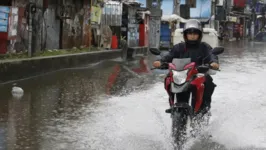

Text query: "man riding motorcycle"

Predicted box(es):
[153, 19, 219, 114]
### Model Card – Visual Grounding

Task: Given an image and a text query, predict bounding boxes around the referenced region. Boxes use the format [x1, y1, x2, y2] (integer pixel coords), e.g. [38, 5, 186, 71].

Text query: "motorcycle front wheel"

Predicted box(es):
[171, 108, 191, 150]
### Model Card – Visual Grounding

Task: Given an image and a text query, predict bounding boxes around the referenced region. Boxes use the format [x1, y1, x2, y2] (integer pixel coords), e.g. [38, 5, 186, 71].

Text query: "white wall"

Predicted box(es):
[217, 0, 224, 6]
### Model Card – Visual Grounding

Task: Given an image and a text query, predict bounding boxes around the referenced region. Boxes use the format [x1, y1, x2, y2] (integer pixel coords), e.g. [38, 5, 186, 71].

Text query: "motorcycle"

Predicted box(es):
[149, 47, 224, 148]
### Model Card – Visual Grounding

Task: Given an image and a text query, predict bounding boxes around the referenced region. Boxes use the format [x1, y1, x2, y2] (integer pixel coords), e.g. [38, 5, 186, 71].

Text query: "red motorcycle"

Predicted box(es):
[150, 47, 224, 147]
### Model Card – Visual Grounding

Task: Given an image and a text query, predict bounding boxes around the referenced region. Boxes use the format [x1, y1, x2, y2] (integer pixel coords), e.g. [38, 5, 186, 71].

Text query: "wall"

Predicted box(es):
[127, 6, 139, 47]
[9, 0, 28, 53]
[33, 0, 46, 52]
[149, 16, 161, 48]
[61, 0, 84, 49]
[10, 0, 90, 52]
[146, 0, 162, 49]
[44, 3, 60, 50]
[12, 0, 27, 7]
[144, 15, 149, 47]
[43, 0, 90, 50]
[10, 0, 48, 52]
[102, 1, 122, 26]
[227, 0, 233, 13]
[82, 0, 91, 47]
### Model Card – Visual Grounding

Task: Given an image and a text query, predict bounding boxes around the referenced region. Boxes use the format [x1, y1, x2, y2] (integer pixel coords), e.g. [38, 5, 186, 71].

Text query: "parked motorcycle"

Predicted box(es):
[149, 47, 224, 148]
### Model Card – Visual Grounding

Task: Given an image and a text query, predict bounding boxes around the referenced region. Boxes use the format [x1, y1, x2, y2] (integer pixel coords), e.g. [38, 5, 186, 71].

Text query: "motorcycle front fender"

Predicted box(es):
[170, 82, 190, 93]
[190, 74, 206, 113]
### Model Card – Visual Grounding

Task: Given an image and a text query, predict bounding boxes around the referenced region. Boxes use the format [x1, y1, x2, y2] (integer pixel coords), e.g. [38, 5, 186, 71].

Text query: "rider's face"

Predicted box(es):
[186, 32, 199, 41]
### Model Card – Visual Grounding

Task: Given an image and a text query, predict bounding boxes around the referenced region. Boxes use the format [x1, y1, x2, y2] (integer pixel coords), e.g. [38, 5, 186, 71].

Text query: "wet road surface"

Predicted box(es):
[1, 41, 266, 150]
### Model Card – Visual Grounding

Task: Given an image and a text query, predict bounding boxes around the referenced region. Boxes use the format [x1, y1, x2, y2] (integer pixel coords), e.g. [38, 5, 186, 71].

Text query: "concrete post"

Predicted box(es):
[251, 0, 257, 40]
[146, 0, 162, 49]
[28, 0, 33, 57]
[173, 0, 180, 15]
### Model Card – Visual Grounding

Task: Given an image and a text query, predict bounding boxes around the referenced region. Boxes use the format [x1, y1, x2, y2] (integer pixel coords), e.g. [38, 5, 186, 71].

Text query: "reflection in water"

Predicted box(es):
[106, 64, 121, 95]
[0, 98, 7, 150]
[0, 59, 152, 150]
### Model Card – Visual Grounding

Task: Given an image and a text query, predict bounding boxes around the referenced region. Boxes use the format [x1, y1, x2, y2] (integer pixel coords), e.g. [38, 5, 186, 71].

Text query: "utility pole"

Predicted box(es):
[28, 0, 33, 57]
[173, 0, 180, 15]
[251, 0, 257, 40]
[251, 0, 257, 23]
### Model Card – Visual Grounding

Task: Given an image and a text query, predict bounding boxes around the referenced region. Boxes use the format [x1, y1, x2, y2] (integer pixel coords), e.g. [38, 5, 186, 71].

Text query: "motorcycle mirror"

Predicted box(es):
[149, 48, 161, 55]
[212, 47, 224, 55]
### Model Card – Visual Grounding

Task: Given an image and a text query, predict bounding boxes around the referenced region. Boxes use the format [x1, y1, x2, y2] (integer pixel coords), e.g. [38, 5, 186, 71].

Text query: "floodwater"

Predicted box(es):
[0, 41, 266, 150]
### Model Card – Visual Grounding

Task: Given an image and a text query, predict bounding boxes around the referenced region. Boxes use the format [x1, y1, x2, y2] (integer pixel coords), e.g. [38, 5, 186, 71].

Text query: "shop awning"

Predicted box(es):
[161, 14, 188, 23]
[229, 11, 251, 18]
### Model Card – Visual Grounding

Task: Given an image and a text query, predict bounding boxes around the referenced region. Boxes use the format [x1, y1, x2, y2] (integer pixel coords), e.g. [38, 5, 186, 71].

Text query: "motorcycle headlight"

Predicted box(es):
[172, 69, 189, 85]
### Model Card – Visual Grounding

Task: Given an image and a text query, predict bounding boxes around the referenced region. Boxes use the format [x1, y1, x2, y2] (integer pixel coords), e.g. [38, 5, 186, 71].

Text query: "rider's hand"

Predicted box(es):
[210, 62, 219, 70]
[153, 61, 161, 68]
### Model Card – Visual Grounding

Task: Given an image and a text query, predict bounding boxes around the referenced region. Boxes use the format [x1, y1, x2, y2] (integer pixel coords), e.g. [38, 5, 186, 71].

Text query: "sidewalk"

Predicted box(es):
[0, 46, 149, 84]
[0, 48, 122, 84]
[0, 47, 101, 62]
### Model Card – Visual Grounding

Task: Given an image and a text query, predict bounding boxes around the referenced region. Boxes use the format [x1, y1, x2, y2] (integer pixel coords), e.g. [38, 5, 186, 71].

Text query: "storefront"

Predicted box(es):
[221, 14, 250, 41]
[0, 6, 19, 54]
[122, 2, 150, 48]
[101, 1, 122, 49]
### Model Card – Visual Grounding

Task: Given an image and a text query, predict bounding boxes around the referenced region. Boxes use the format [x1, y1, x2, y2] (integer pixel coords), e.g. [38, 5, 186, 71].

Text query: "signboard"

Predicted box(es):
[91, 6, 102, 24]
[227, 16, 237, 22]
[102, 2, 122, 26]
[0, 6, 10, 32]
[0, 13, 8, 20]
[0, 6, 10, 13]
[0, 19, 8, 26]
[234, 0, 245, 8]
[9, 7, 18, 37]
[0, 26, 7, 32]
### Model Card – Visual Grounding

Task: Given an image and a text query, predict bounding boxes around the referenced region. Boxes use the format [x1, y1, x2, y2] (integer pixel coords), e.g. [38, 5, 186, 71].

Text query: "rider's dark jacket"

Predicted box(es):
[160, 42, 218, 65]
[161, 42, 218, 109]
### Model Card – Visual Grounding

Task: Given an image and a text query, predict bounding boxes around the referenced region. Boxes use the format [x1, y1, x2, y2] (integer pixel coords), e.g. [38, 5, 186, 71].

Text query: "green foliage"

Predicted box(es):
[0, 47, 99, 60]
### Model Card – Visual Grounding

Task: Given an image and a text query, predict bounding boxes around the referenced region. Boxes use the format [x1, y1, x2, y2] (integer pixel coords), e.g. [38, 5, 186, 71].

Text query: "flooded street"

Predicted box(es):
[1, 41, 266, 150]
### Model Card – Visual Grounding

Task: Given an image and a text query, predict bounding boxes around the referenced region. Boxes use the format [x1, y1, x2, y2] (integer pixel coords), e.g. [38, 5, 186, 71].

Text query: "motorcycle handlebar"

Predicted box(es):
[197, 64, 220, 71]
[197, 64, 220, 75]
[151, 63, 220, 71]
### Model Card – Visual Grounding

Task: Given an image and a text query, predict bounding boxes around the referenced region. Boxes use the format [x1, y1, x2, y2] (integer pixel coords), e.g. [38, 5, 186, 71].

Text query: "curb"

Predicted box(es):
[0, 50, 122, 83]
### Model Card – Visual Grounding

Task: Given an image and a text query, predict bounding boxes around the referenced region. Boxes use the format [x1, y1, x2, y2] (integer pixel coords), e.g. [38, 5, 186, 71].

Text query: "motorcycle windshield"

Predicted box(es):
[172, 58, 191, 71]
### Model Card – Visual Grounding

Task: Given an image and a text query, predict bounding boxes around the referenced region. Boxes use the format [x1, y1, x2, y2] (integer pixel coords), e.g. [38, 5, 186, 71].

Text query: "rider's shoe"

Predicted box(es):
[165, 108, 172, 113]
